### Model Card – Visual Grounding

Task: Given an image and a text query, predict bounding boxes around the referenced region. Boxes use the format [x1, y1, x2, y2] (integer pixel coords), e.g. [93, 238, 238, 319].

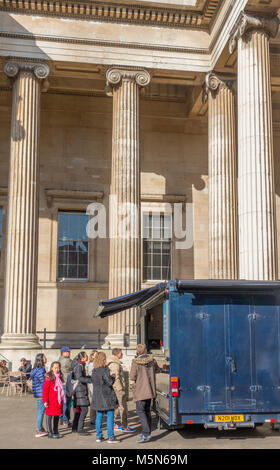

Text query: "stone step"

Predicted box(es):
[149, 349, 165, 357]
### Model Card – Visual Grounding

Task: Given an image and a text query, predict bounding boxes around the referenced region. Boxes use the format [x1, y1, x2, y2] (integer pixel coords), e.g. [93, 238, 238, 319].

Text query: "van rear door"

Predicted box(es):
[228, 298, 256, 411]
[202, 297, 229, 412]
[254, 296, 280, 412]
[171, 292, 230, 413]
[171, 292, 205, 413]
[171, 290, 280, 417]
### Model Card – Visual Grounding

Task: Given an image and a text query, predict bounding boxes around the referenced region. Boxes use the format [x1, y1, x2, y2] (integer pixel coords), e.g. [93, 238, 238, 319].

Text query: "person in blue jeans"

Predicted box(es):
[90, 352, 120, 444]
[30, 353, 48, 438]
[58, 346, 73, 427]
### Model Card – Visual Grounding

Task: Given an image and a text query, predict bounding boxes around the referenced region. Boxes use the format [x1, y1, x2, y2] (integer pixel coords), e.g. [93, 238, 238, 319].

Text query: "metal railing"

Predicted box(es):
[36, 329, 107, 349]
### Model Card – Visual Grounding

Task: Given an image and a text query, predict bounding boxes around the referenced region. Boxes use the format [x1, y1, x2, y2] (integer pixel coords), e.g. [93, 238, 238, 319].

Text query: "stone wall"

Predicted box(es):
[0, 88, 208, 337]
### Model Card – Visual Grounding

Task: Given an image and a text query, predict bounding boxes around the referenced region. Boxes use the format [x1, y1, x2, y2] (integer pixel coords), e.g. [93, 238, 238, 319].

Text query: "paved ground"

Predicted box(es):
[0, 394, 280, 449]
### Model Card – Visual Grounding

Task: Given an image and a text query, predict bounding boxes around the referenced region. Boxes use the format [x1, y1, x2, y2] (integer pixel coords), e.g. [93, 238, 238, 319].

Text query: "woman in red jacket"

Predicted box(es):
[43, 362, 66, 439]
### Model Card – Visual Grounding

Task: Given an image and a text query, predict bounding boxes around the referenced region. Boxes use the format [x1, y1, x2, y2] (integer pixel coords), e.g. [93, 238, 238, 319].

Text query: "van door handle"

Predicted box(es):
[231, 359, 237, 373]
[227, 357, 237, 373]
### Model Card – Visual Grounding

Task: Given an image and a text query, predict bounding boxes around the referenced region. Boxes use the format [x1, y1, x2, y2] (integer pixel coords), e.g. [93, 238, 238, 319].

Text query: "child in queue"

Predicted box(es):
[42, 361, 66, 439]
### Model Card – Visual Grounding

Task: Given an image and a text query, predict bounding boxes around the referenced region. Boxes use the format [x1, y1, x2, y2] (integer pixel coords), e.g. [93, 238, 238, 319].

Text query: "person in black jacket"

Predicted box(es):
[19, 358, 32, 378]
[72, 352, 91, 435]
[91, 352, 119, 444]
[18, 357, 32, 392]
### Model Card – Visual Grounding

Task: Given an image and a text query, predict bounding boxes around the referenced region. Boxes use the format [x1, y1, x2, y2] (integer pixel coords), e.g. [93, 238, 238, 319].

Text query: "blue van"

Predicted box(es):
[96, 279, 280, 431]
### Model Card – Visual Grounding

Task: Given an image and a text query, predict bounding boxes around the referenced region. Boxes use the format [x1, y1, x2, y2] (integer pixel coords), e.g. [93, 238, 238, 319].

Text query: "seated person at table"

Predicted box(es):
[19, 358, 32, 379]
[0, 360, 9, 380]
[9, 357, 32, 385]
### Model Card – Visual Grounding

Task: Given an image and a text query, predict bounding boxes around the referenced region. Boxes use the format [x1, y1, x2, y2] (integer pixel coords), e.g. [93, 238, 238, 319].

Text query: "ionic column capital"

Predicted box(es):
[105, 67, 150, 96]
[3, 60, 50, 90]
[229, 11, 280, 54]
[203, 72, 235, 103]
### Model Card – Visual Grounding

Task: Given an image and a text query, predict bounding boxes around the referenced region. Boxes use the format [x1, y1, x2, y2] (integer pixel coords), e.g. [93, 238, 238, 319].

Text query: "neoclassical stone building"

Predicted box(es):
[0, 0, 279, 356]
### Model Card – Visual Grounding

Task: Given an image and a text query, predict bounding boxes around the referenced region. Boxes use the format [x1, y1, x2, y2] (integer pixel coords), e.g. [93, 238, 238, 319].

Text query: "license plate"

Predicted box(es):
[215, 415, 244, 423]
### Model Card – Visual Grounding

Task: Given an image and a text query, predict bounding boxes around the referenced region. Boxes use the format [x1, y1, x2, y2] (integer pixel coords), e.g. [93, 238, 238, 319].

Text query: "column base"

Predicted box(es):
[0, 333, 42, 350]
[102, 333, 138, 350]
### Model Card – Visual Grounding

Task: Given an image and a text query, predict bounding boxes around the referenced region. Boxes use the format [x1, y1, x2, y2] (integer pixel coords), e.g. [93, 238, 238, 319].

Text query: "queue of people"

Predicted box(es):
[28, 344, 161, 443]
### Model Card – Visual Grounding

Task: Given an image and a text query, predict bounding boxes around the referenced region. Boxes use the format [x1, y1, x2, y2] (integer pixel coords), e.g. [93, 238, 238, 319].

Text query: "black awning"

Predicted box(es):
[95, 279, 280, 319]
[176, 279, 280, 293]
[95, 282, 166, 318]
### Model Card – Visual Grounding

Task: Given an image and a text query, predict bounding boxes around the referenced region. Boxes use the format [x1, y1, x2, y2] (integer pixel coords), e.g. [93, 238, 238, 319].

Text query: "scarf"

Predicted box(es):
[53, 372, 66, 404]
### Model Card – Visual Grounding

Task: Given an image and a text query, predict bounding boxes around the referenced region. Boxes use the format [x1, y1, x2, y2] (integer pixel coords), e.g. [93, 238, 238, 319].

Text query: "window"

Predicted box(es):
[143, 213, 172, 281]
[58, 212, 89, 280]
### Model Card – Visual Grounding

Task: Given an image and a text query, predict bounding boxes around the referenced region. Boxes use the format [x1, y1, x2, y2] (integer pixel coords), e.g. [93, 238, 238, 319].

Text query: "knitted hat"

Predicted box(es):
[136, 344, 147, 356]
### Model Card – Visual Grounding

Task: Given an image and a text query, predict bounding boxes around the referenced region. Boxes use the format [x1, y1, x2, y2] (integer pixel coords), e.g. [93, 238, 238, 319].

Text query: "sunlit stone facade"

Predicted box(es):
[0, 0, 279, 353]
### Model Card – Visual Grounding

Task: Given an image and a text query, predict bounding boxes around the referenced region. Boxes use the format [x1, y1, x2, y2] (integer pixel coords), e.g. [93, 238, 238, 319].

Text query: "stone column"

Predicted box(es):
[204, 72, 238, 279]
[229, 12, 279, 280]
[104, 67, 150, 349]
[0, 60, 49, 349]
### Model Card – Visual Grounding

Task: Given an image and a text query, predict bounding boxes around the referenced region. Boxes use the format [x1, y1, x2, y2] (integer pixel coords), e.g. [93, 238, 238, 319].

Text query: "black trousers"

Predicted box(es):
[46, 416, 59, 435]
[136, 399, 152, 437]
[72, 406, 88, 432]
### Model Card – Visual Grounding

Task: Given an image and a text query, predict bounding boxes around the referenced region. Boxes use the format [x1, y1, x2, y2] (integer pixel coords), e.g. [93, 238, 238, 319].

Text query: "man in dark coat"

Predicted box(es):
[72, 352, 91, 435]
[18, 357, 32, 392]
[19, 358, 32, 378]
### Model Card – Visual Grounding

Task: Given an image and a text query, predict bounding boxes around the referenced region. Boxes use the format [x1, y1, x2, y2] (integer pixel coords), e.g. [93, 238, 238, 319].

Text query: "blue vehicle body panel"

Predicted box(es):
[166, 283, 280, 425]
[94, 279, 280, 427]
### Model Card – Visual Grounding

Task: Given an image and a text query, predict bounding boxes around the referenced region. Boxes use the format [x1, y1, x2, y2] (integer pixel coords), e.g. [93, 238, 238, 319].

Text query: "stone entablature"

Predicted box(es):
[0, 2, 247, 73]
[0, 0, 221, 30]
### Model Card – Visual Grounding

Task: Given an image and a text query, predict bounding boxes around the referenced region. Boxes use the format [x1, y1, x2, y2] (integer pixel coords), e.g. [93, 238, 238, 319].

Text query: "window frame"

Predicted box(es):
[142, 210, 173, 283]
[57, 210, 90, 282]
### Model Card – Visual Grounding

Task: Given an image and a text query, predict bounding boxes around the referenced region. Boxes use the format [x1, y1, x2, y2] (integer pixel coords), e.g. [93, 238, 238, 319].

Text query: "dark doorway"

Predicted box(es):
[146, 304, 163, 349]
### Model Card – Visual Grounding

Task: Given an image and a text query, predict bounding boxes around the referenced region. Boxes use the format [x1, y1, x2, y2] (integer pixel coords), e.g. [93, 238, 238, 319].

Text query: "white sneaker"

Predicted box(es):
[35, 430, 48, 438]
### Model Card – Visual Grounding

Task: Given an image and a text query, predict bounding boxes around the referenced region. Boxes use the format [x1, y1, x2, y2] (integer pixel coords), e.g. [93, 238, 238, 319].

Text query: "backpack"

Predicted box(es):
[66, 371, 79, 398]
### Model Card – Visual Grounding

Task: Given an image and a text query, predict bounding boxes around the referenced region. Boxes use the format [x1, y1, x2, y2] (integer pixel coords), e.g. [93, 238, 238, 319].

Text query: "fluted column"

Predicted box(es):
[230, 12, 279, 280]
[0, 60, 49, 349]
[104, 67, 150, 349]
[204, 72, 238, 279]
